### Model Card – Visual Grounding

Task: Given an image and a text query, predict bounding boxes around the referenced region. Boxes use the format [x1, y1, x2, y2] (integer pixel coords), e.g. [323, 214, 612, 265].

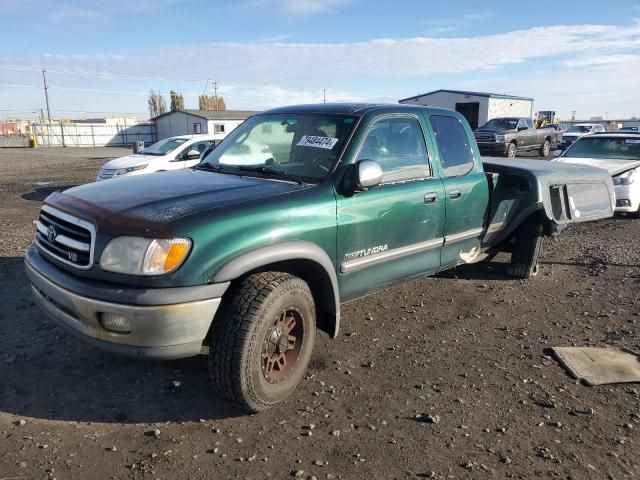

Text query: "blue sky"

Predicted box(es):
[1, 0, 640, 120]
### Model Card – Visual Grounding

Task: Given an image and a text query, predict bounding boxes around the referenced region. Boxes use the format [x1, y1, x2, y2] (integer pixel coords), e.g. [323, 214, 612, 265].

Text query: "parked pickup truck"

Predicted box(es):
[25, 104, 614, 412]
[474, 117, 558, 158]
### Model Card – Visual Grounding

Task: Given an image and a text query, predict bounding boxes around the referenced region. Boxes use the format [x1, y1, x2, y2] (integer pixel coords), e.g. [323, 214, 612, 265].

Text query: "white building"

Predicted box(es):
[154, 110, 258, 140]
[398, 89, 534, 130]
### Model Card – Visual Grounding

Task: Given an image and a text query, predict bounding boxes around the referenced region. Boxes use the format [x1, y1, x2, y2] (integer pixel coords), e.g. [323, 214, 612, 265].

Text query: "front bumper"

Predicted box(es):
[25, 246, 228, 359]
[477, 142, 508, 156]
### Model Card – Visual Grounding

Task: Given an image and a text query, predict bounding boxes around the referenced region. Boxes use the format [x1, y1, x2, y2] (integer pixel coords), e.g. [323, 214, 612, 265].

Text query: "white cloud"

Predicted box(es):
[1, 21, 640, 117]
[247, 0, 352, 16]
[422, 13, 495, 34]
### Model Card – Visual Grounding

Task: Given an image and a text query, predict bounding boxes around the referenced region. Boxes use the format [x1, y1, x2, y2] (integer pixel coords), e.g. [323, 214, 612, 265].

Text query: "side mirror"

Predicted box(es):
[553, 149, 562, 157]
[356, 160, 383, 190]
[184, 149, 201, 160]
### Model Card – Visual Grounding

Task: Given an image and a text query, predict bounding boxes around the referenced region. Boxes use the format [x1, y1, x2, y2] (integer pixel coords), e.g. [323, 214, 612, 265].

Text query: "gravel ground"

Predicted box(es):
[1, 147, 639, 480]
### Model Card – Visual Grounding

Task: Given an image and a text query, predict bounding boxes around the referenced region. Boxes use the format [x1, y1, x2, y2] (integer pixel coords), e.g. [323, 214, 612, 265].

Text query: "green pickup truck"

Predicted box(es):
[25, 104, 615, 412]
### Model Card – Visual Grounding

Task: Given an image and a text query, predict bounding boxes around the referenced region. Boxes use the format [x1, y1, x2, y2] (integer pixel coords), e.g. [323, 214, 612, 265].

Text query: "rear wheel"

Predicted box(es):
[506, 220, 544, 279]
[208, 272, 316, 412]
[506, 142, 517, 158]
[539, 139, 551, 157]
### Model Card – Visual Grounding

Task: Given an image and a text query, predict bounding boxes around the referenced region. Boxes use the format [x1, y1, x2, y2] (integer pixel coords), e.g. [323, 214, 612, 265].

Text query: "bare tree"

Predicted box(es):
[158, 92, 167, 115]
[148, 89, 160, 118]
[198, 94, 227, 111]
[148, 89, 168, 117]
[170, 90, 184, 111]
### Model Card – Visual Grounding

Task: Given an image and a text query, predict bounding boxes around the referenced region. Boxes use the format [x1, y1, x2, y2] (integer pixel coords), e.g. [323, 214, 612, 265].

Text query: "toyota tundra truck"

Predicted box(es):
[25, 104, 614, 412]
[474, 117, 558, 158]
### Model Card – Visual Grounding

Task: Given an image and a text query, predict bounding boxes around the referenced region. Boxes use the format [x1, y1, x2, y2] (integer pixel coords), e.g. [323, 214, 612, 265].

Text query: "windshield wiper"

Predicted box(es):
[194, 162, 238, 175]
[237, 165, 305, 184]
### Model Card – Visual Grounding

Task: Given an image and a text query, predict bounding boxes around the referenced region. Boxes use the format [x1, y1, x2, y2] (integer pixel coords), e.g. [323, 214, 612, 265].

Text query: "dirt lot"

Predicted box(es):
[1, 147, 639, 480]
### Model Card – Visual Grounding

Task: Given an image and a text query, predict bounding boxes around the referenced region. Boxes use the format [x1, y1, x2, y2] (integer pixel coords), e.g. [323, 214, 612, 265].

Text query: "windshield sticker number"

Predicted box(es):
[297, 135, 339, 149]
[625, 139, 640, 144]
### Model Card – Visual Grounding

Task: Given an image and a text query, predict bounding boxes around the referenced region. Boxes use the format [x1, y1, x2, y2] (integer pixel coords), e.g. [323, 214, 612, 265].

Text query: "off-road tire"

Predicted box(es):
[506, 220, 544, 279]
[208, 272, 316, 412]
[539, 139, 551, 157]
[506, 142, 517, 158]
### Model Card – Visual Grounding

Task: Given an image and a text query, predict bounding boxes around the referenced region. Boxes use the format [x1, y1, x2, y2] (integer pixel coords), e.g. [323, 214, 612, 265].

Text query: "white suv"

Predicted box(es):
[97, 135, 218, 181]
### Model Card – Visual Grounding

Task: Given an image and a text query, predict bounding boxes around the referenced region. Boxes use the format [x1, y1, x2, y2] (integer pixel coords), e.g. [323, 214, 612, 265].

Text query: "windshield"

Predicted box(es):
[200, 113, 358, 183]
[141, 138, 188, 156]
[567, 125, 592, 134]
[480, 118, 519, 130]
[564, 137, 640, 160]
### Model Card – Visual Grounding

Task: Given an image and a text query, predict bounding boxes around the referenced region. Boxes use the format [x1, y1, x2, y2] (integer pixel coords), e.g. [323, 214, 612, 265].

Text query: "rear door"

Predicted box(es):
[336, 114, 445, 300]
[428, 114, 489, 267]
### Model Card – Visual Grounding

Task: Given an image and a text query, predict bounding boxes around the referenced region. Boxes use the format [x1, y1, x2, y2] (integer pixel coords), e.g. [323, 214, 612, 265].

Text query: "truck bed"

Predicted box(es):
[480, 157, 615, 247]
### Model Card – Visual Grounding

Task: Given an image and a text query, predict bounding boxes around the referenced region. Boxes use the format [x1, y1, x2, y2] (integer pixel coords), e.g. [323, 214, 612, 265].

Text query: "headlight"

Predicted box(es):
[495, 135, 506, 142]
[100, 237, 192, 275]
[613, 169, 638, 186]
[115, 164, 148, 175]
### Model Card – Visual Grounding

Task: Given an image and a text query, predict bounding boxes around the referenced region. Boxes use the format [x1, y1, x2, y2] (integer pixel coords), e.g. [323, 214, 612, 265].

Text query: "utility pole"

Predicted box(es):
[322, 88, 326, 104]
[42, 69, 52, 123]
[213, 80, 218, 110]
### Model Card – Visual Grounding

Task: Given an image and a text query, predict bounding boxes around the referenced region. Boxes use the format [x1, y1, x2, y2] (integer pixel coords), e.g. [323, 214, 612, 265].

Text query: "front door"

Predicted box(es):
[517, 119, 537, 148]
[336, 115, 445, 301]
[429, 114, 489, 267]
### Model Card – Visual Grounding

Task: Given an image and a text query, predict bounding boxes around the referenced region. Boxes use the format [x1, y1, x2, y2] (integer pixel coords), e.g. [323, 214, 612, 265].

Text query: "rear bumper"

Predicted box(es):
[25, 246, 228, 359]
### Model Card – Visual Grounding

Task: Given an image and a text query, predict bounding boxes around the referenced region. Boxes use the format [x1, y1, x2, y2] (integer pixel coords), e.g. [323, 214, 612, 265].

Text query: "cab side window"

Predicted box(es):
[430, 115, 475, 177]
[356, 117, 430, 184]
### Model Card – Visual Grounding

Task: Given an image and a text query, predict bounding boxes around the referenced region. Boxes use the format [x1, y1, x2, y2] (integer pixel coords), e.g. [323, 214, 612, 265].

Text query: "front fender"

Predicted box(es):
[211, 240, 341, 337]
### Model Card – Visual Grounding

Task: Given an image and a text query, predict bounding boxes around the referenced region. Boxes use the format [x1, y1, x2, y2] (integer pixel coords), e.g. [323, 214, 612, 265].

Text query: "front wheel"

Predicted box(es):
[506, 142, 517, 158]
[539, 139, 551, 157]
[506, 220, 544, 279]
[208, 272, 316, 412]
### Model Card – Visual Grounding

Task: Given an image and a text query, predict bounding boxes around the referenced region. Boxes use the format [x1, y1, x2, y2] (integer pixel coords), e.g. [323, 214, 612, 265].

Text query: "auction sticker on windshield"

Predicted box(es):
[297, 135, 339, 149]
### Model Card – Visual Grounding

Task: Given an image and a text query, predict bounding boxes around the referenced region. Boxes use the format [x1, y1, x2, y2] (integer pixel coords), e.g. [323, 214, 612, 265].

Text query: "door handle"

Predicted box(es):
[424, 192, 438, 204]
[449, 189, 462, 199]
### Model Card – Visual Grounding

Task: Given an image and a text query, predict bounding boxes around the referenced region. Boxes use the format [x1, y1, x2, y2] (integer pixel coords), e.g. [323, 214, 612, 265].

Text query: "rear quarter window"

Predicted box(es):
[430, 115, 475, 177]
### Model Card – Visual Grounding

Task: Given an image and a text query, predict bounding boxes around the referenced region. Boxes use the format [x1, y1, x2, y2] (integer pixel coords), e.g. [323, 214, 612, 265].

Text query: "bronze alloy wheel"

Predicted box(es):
[262, 307, 304, 383]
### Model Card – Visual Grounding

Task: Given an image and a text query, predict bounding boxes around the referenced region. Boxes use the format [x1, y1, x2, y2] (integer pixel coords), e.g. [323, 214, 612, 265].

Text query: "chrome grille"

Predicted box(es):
[474, 133, 496, 143]
[35, 205, 95, 270]
[97, 167, 117, 180]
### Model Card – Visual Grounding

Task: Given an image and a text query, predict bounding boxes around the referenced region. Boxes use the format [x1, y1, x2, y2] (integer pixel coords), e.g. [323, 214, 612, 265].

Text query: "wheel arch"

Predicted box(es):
[210, 241, 341, 338]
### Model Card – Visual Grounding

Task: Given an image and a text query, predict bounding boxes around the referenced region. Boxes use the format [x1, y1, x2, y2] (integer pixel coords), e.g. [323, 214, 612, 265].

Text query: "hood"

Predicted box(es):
[45, 169, 308, 237]
[554, 157, 640, 176]
[102, 154, 161, 169]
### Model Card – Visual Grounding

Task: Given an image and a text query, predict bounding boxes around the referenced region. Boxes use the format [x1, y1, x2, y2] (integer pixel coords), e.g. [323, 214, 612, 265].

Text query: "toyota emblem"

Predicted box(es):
[46, 225, 57, 243]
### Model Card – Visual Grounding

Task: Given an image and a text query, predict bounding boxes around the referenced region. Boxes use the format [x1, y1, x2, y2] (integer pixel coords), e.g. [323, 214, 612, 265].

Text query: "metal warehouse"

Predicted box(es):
[154, 109, 258, 140]
[398, 89, 534, 130]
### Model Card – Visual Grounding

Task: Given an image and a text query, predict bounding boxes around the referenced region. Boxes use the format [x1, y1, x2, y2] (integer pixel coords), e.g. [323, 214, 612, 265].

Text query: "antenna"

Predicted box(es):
[323, 88, 326, 104]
